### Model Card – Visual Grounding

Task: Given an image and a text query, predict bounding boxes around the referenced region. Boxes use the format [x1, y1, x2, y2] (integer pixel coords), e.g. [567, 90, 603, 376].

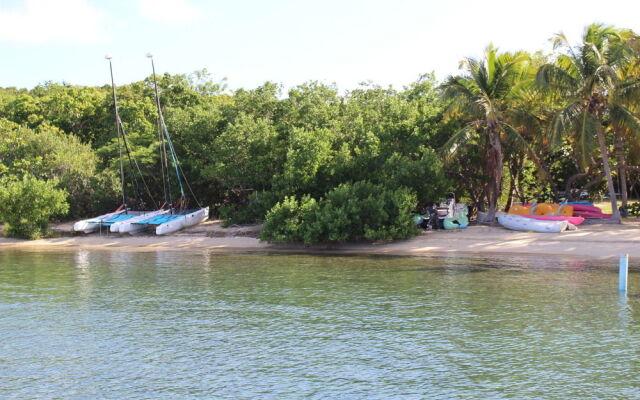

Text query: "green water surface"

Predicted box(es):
[0, 250, 639, 399]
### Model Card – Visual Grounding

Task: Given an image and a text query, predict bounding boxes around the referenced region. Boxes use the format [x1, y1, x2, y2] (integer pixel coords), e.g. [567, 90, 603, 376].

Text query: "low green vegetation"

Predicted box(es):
[0, 176, 68, 239]
[261, 182, 416, 244]
[1, 23, 640, 240]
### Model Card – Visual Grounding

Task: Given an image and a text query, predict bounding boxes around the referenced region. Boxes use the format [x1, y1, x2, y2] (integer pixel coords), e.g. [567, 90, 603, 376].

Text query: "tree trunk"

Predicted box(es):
[505, 155, 523, 211]
[615, 132, 628, 212]
[485, 130, 503, 224]
[596, 125, 621, 222]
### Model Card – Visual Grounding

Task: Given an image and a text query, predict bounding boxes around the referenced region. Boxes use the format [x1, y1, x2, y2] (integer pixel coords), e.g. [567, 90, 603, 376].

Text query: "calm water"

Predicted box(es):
[0, 250, 639, 399]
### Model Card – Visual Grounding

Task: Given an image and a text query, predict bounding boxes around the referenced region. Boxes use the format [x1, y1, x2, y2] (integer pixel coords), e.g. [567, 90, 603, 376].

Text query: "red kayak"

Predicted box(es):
[571, 204, 605, 213]
[521, 215, 585, 225]
[573, 210, 612, 219]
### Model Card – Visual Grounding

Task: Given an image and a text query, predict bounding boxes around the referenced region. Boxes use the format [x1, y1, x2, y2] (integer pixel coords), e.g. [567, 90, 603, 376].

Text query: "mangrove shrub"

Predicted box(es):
[0, 176, 69, 239]
[261, 181, 417, 244]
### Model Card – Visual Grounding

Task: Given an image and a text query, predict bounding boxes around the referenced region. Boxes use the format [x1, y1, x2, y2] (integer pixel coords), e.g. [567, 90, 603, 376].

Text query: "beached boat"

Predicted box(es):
[131, 54, 209, 236]
[521, 215, 585, 225]
[498, 214, 574, 233]
[570, 203, 612, 219]
[573, 210, 612, 219]
[152, 207, 209, 235]
[73, 207, 126, 233]
[110, 209, 169, 233]
[74, 57, 160, 234]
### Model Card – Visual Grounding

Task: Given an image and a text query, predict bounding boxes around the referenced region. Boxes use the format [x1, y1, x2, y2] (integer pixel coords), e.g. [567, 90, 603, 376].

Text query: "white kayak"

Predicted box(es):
[498, 214, 576, 233]
[110, 209, 169, 234]
[73, 209, 126, 233]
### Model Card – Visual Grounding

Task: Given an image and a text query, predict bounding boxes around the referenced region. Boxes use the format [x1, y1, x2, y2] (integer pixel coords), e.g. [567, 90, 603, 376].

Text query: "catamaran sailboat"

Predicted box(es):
[74, 56, 163, 234]
[127, 54, 209, 235]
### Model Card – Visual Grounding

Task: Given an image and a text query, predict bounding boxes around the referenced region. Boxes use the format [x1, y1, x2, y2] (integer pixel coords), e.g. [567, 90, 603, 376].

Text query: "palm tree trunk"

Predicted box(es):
[485, 130, 503, 224]
[505, 155, 523, 212]
[596, 125, 621, 222]
[615, 132, 628, 212]
[505, 167, 515, 212]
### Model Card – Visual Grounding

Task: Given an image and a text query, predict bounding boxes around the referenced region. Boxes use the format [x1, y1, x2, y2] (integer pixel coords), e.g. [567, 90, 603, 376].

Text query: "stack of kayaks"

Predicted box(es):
[499, 202, 585, 232]
[569, 203, 612, 219]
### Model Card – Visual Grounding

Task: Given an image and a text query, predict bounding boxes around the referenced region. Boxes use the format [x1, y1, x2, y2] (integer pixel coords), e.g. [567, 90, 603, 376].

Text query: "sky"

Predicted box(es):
[1, 0, 639, 92]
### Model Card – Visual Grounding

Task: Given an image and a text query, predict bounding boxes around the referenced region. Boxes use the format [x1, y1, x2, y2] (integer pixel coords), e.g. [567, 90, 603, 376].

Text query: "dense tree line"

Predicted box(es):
[1, 23, 639, 240]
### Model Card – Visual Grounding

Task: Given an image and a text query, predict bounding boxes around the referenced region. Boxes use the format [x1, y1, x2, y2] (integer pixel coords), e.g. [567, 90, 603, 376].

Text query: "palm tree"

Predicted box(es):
[441, 46, 530, 223]
[537, 24, 640, 222]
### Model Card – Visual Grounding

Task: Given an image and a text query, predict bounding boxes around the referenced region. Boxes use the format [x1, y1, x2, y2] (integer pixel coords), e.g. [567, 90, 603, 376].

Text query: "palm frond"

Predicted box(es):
[501, 122, 528, 152]
[440, 123, 481, 162]
[610, 104, 640, 139]
[548, 101, 584, 147]
[536, 64, 577, 93]
[613, 78, 640, 104]
[575, 110, 597, 168]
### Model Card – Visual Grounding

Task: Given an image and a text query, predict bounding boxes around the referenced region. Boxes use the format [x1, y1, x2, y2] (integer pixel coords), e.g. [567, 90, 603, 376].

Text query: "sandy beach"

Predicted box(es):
[0, 220, 638, 260]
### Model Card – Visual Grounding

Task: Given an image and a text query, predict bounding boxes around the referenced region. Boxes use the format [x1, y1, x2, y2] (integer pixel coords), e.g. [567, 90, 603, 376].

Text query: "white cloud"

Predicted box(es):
[0, 0, 107, 44]
[138, 0, 199, 24]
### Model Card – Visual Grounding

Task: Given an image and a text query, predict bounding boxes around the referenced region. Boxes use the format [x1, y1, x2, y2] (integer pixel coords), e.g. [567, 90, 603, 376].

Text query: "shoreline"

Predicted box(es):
[1, 221, 640, 260]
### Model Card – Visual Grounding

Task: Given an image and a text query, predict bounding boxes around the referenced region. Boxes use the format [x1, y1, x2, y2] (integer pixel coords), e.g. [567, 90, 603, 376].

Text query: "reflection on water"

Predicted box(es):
[0, 250, 639, 399]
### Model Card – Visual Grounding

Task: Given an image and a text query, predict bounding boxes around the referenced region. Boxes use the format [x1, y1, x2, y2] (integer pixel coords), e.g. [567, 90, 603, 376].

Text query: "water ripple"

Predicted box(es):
[0, 251, 638, 399]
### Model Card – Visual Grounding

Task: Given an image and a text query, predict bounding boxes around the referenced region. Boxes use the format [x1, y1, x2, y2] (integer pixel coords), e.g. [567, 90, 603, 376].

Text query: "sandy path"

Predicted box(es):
[1, 223, 639, 260]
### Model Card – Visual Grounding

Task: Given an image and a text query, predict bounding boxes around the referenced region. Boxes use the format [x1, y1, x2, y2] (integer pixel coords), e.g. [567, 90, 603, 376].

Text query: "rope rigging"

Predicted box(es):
[107, 56, 159, 211]
[148, 53, 202, 211]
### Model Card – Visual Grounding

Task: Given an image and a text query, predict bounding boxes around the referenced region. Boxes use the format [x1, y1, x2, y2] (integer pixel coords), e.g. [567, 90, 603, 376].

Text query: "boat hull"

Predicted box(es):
[521, 215, 585, 225]
[111, 210, 169, 233]
[155, 207, 209, 235]
[498, 214, 570, 233]
[573, 210, 612, 219]
[73, 209, 125, 233]
[73, 219, 100, 234]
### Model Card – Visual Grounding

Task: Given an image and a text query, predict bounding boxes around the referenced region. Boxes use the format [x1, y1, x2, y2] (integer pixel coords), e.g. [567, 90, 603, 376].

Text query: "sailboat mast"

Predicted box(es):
[147, 53, 172, 207]
[106, 55, 127, 209]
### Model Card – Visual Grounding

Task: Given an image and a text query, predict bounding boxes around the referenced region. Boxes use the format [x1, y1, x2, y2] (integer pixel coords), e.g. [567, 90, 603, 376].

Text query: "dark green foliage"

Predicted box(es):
[260, 195, 319, 243]
[261, 181, 417, 244]
[0, 72, 451, 230]
[0, 175, 69, 239]
[0, 119, 120, 218]
[311, 181, 417, 242]
[218, 190, 282, 226]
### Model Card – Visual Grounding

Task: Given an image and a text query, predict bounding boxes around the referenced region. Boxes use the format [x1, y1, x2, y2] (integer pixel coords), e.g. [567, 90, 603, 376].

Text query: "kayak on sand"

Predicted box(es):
[498, 214, 577, 233]
[520, 215, 585, 225]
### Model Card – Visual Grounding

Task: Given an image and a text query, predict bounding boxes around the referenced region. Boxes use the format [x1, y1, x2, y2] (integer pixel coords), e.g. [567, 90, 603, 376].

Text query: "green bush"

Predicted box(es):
[260, 195, 319, 243]
[0, 175, 69, 239]
[0, 120, 119, 218]
[261, 181, 417, 244]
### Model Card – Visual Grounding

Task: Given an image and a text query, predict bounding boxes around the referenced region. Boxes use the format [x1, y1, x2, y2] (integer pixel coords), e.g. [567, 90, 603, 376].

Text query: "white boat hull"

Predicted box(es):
[111, 210, 169, 233]
[73, 219, 100, 234]
[155, 207, 209, 235]
[498, 214, 570, 233]
[73, 209, 125, 233]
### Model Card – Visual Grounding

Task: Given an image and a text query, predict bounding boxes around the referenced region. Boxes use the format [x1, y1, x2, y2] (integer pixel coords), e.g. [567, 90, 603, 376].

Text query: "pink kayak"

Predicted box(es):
[521, 215, 585, 225]
[571, 204, 605, 213]
[573, 210, 612, 219]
